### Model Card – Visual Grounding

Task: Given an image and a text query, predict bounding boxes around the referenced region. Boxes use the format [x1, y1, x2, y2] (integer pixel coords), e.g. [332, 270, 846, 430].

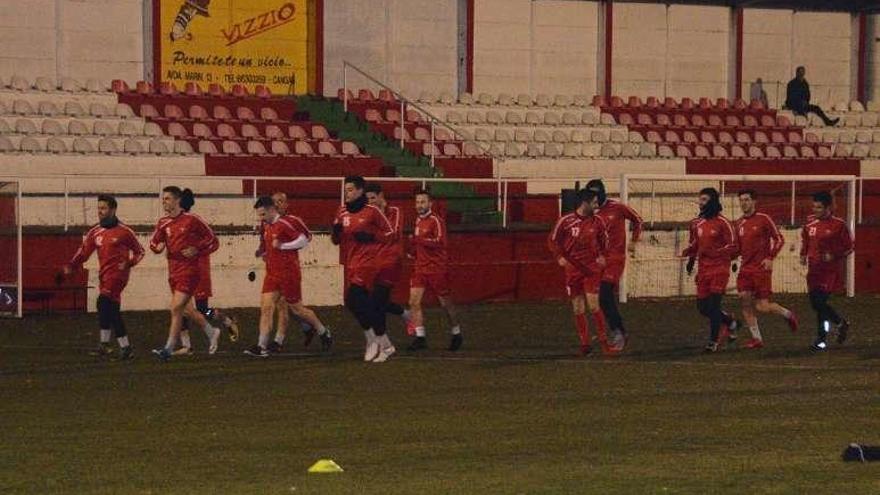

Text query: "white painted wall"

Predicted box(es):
[0, 0, 144, 84]
[865, 14, 880, 104]
[473, 0, 599, 96]
[323, 0, 459, 98]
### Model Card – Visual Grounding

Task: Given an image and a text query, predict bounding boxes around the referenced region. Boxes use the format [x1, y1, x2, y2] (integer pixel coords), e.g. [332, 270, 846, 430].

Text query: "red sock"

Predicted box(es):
[592, 311, 608, 348]
[574, 314, 589, 346]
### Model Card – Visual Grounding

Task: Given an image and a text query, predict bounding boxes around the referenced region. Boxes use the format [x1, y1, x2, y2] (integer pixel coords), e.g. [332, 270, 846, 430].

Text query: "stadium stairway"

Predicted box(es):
[302, 94, 504, 225]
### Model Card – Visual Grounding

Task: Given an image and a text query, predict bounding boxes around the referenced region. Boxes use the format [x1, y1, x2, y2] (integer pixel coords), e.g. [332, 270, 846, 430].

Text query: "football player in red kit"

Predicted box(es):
[801, 191, 853, 351]
[406, 189, 462, 352]
[548, 188, 611, 356]
[62, 194, 144, 360]
[680, 187, 741, 353]
[246, 196, 331, 358]
[584, 179, 642, 352]
[331, 176, 396, 363]
[364, 183, 413, 332]
[734, 190, 798, 349]
[175, 196, 239, 356]
[149, 187, 223, 362]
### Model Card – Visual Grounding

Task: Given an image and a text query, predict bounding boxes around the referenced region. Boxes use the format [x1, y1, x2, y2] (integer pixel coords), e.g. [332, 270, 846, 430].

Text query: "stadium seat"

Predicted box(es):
[526, 143, 543, 157]
[42, 119, 64, 135]
[123, 139, 144, 154]
[712, 145, 729, 158]
[98, 137, 120, 153]
[15, 118, 38, 135]
[423, 142, 442, 156]
[477, 93, 495, 106]
[765, 145, 782, 158]
[675, 145, 692, 158]
[747, 145, 764, 158]
[270, 140, 291, 155]
[0, 136, 14, 152]
[312, 125, 330, 140]
[544, 142, 562, 157]
[700, 131, 716, 143]
[68, 119, 90, 135]
[143, 122, 163, 137]
[870, 143, 880, 158]
[617, 113, 634, 126]
[236, 106, 257, 121]
[554, 95, 573, 107]
[730, 145, 747, 158]
[536, 94, 552, 107]
[694, 144, 711, 158]
[46, 136, 67, 153]
[552, 130, 568, 143]
[822, 132, 839, 144]
[241, 124, 261, 139]
[799, 145, 816, 158]
[221, 140, 244, 155]
[196, 140, 217, 154]
[439, 92, 455, 105]
[342, 141, 362, 156]
[159, 82, 178, 96]
[248, 140, 270, 156]
[20, 136, 43, 152]
[862, 113, 879, 127]
[192, 122, 213, 139]
[533, 129, 550, 143]
[147, 139, 170, 155]
[93, 121, 115, 136]
[657, 144, 674, 158]
[656, 114, 672, 127]
[599, 113, 616, 125]
[458, 93, 474, 105]
[817, 145, 833, 158]
[600, 143, 620, 158]
[504, 142, 525, 157]
[853, 144, 870, 158]
[582, 143, 602, 157]
[573, 95, 590, 107]
[639, 142, 657, 157]
[839, 131, 856, 144]
[544, 112, 561, 126]
[581, 112, 598, 125]
[628, 131, 644, 143]
[13, 100, 34, 115]
[216, 123, 236, 139]
[563, 142, 581, 158]
[174, 140, 194, 154]
[591, 130, 609, 143]
[610, 129, 627, 143]
[857, 130, 872, 143]
[834, 144, 852, 158]
[10, 75, 30, 91]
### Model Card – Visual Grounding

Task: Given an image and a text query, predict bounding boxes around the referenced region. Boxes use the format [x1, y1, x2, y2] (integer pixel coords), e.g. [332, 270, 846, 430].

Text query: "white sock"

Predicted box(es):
[100, 329, 111, 343]
[258, 333, 270, 349]
[780, 308, 792, 319]
[377, 334, 393, 349]
[415, 326, 426, 338]
[316, 324, 328, 335]
[274, 333, 285, 345]
[117, 336, 130, 348]
[203, 322, 217, 339]
[450, 325, 461, 335]
[749, 325, 762, 340]
[180, 331, 191, 349]
[365, 328, 376, 342]
[165, 335, 177, 351]
[402, 309, 412, 322]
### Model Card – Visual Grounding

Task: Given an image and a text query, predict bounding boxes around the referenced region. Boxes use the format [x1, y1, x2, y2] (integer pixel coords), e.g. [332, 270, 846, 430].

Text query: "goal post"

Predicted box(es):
[0, 181, 22, 318]
[619, 174, 857, 303]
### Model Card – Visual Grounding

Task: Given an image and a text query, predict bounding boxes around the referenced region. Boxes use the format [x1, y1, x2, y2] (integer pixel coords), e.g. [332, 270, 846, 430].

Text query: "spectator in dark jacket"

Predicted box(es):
[785, 66, 838, 126]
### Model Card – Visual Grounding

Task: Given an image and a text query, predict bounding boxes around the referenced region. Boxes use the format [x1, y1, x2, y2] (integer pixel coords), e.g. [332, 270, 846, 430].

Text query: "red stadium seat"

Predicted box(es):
[707, 114, 723, 127]
[733, 98, 747, 110]
[208, 83, 226, 98]
[358, 89, 376, 101]
[216, 123, 237, 139]
[715, 98, 729, 110]
[698, 97, 712, 110]
[609, 96, 624, 108]
[231, 84, 249, 98]
[198, 140, 218, 154]
[378, 89, 396, 103]
[192, 122, 213, 139]
[725, 115, 741, 127]
[222, 140, 244, 155]
[730, 144, 747, 157]
[645, 96, 659, 108]
[800, 145, 816, 158]
[139, 103, 159, 119]
[184, 82, 203, 96]
[295, 140, 317, 156]
[718, 131, 734, 144]
[288, 125, 308, 139]
[236, 106, 257, 121]
[188, 104, 210, 121]
[443, 142, 462, 156]
[159, 82, 178, 96]
[675, 144, 692, 157]
[743, 115, 758, 127]
[264, 125, 284, 140]
[760, 115, 776, 127]
[754, 131, 769, 143]
[749, 99, 765, 111]
[270, 140, 292, 155]
[673, 114, 690, 127]
[163, 104, 184, 120]
[655, 113, 671, 126]
[817, 145, 832, 158]
[683, 130, 699, 143]
[766, 145, 782, 158]
[254, 85, 272, 99]
[241, 123, 261, 139]
[423, 142, 441, 156]
[776, 115, 792, 128]
[735, 131, 751, 144]
[783, 145, 799, 158]
[386, 108, 402, 123]
[748, 145, 764, 158]
[700, 130, 716, 143]
[712, 145, 729, 158]
[664, 130, 680, 143]
[318, 141, 340, 156]
[637, 113, 653, 126]
[311, 125, 330, 140]
[247, 140, 270, 155]
[111, 79, 130, 93]
[364, 108, 383, 123]
[406, 109, 424, 123]
[679, 98, 694, 110]
[136, 80, 153, 95]
[167, 122, 188, 138]
[591, 95, 606, 107]
[694, 144, 711, 157]
[212, 105, 233, 120]
[770, 131, 786, 144]
[691, 114, 708, 127]
[617, 113, 634, 126]
[260, 107, 281, 122]
[663, 97, 677, 109]
[627, 96, 642, 108]
[646, 130, 662, 143]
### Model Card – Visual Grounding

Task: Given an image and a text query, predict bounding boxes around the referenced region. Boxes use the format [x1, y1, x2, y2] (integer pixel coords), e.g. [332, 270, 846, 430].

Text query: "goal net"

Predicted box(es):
[620, 174, 856, 301]
[0, 181, 22, 317]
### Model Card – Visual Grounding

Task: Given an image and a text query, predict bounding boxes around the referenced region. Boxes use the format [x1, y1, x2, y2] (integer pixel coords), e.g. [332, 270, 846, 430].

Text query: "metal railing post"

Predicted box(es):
[790, 181, 796, 226]
[400, 99, 405, 149]
[16, 184, 22, 318]
[848, 178, 857, 297]
[343, 62, 348, 112]
[858, 178, 864, 224]
[502, 180, 508, 228]
[63, 177, 69, 231]
[430, 121, 435, 168]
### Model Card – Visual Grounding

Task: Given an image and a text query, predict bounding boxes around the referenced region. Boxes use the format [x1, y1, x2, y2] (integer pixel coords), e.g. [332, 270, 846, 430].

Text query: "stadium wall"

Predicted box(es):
[322, 0, 459, 97]
[0, 0, 144, 83]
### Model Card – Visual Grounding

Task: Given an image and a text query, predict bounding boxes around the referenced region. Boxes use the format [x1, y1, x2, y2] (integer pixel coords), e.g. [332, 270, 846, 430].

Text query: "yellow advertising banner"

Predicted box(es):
[158, 0, 312, 95]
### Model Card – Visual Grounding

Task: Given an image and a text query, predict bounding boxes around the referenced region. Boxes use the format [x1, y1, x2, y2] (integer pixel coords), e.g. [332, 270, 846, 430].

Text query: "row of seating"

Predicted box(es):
[633, 128, 811, 146]
[832, 143, 880, 158]
[164, 122, 332, 141]
[113, 80, 278, 100]
[479, 141, 660, 159]
[0, 117, 158, 137]
[459, 127, 642, 144]
[341, 88, 598, 109]
[659, 143, 832, 159]
[1, 75, 109, 93]
[600, 95, 768, 112]
[137, 102, 288, 124]
[809, 129, 880, 144]
[0, 135, 188, 155]
[613, 111, 793, 129]
[441, 109, 611, 127]
[0, 99, 135, 119]
[192, 139, 362, 157]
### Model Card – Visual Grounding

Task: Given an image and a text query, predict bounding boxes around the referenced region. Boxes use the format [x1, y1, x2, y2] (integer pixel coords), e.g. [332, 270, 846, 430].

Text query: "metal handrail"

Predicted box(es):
[341, 60, 502, 169]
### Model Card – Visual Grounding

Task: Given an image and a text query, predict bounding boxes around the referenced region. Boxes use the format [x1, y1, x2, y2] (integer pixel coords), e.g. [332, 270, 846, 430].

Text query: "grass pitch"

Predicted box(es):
[2, 295, 880, 494]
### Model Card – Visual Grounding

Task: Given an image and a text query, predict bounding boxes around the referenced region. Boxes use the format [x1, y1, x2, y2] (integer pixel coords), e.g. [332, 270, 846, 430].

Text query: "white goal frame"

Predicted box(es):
[619, 173, 857, 303]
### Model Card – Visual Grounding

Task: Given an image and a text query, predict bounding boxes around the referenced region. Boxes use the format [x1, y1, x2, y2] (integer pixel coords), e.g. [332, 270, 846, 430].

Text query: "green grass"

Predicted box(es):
[2, 295, 880, 494]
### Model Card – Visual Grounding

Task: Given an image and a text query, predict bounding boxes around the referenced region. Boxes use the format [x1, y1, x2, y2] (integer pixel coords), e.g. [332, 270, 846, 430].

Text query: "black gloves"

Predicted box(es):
[332, 223, 343, 236]
[353, 231, 375, 243]
[686, 257, 695, 275]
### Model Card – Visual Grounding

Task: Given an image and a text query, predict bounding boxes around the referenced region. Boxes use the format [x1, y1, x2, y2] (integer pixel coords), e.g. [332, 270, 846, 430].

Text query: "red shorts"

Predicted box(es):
[263, 273, 302, 304]
[347, 265, 379, 290]
[565, 269, 602, 297]
[737, 270, 772, 299]
[375, 260, 402, 288]
[194, 270, 212, 300]
[168, 260, 200, 296]
[99, 274, 130, 303]
[411, 271, 451, 297]
[807, 265, 843, 293]
[601, 256, 626, 285]
[696, 270, 730, 299]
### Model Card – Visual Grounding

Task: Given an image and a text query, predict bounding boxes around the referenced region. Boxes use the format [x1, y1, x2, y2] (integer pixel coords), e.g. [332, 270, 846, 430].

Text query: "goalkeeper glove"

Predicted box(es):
[686, 257, 695, 275]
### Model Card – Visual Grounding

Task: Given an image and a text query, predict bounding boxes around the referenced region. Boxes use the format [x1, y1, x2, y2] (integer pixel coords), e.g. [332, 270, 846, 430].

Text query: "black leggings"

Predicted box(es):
[696, 294, 733, 342]
[599, 282, 624, 334]
[97, 295, 126, 339]
[345, 284, 386, 335]
[809, 290, 841, 336]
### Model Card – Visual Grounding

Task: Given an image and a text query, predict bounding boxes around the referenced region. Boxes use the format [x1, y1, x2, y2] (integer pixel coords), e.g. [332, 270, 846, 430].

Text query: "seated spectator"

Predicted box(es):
[784, 66, 838, 126]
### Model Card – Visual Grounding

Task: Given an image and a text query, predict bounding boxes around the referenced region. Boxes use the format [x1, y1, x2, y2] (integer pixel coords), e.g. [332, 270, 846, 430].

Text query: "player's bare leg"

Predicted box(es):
[407, 287, 428, 351]
[585, 292, 612, 354]
[754, 298, 798, 333]
[153, 291, 195, 361]
[739, 292, 764, 349]
[437, 295, 462, 351]
[183, 298, 220, 354]
[265, 298, 290, 353]
[287, 301, 332, 352]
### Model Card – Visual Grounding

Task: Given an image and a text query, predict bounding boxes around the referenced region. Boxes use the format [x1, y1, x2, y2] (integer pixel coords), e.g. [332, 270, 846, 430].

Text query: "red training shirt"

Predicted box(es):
[595, 199, 642, 258]
[262, 214, 312, 277]
[412, 210, 449, 274]
[69, 222, 145, 281]
[735, 212, 783, 273]
[548, 212, 608, 274]
[682, 215, 737, 272]
[800, 214, 853, 268]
